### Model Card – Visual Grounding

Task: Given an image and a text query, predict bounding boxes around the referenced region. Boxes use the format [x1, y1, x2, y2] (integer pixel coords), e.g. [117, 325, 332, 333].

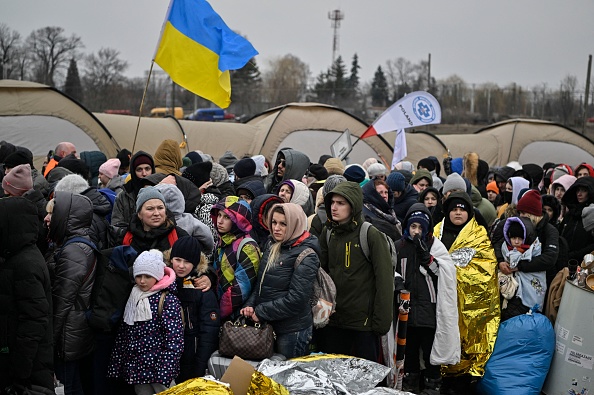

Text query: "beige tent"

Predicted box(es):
[0, 80, 120, 168]
[3, 80, 594, 170]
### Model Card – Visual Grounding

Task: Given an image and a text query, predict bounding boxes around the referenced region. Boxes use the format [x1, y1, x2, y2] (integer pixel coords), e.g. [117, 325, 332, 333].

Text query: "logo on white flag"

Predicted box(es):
[412, 96, 437, 123]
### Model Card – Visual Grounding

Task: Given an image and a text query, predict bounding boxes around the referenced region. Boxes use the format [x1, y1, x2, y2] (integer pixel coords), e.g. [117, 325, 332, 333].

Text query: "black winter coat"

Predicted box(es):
[244, 233, 320, 335]
[0, 198, 54, 392]
[560, 176, 594, 262]
[362, 181, 402, 241]
[82, 187, 111, 250]
[22, 188, 49, 255]
[48, 192, 96, 361]
[176, 273, 220, 382]
[393, 185, 418, 223]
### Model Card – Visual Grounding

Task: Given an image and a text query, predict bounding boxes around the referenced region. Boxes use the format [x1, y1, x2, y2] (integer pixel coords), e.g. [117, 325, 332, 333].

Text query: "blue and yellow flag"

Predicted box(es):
[154, 0, 258, 108]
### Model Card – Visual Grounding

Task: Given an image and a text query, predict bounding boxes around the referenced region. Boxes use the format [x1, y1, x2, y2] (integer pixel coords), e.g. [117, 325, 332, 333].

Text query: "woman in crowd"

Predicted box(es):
[122, 186, 188, 254]
[241, 203, 319, 358]
[419, 186, 444, 225]
[277, 179, 314, 216]
[362, 178, 402, 241]
[560, 176, 594, 265]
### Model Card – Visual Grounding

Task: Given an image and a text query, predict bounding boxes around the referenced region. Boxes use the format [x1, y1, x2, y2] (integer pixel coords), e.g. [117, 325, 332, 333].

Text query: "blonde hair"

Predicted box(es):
[521, 212, 543, 227]
[265, 206, 285, 267]
[46, 198, 55, 214]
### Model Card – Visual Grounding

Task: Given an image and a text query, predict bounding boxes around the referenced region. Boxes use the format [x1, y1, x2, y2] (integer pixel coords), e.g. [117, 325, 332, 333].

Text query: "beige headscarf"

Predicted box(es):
[154, 139, 182, 176]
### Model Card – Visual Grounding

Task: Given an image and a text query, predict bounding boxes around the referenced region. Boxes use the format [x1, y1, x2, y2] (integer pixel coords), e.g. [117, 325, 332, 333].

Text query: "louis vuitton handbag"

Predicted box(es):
[219, 317, 275, 360]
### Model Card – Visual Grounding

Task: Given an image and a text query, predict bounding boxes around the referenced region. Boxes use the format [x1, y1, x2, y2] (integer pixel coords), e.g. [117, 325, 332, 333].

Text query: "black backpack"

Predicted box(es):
[58, 237, 138, 332]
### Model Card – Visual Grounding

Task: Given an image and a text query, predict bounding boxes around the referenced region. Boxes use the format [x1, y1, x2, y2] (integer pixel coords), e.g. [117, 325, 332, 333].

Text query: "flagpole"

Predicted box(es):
[132, 61, 155, 153]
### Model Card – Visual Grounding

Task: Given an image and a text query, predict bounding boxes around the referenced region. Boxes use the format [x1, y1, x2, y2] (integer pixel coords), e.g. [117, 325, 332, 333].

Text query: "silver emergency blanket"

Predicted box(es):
[358, 390, 415, 395]
[257, 354, 391, 395]
[450, 247, 476, 268]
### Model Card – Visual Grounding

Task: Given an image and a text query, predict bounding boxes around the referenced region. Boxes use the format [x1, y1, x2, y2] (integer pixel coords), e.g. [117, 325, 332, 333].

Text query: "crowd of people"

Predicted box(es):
[0, 138, 588, 395]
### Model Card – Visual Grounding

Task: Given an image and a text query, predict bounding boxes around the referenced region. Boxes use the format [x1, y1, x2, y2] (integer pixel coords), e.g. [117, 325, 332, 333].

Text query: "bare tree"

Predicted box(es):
[262, 54, 310, 107]
[558, 74, 577, 125]
[82, 48, 129, 111]
[0, 23, 22, 79]
[26, 26, 83, 86]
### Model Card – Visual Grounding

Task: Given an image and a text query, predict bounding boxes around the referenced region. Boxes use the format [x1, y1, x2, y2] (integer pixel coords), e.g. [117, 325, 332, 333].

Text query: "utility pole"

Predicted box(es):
[328, 9, 344, 64]
[584, 54, 592, 134]
[427, 53, 431, 91]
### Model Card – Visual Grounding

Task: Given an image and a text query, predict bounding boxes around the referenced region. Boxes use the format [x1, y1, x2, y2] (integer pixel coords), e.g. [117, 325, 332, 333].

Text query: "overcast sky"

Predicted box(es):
[4, 0, 594, 91]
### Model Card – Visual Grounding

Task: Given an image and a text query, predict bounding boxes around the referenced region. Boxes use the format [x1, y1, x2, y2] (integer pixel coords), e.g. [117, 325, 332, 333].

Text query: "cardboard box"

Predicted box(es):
[220, 356, 255, 395]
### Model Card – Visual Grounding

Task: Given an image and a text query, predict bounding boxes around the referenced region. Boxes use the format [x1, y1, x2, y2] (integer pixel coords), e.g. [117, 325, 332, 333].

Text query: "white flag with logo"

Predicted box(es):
[360, 91, 442, 139]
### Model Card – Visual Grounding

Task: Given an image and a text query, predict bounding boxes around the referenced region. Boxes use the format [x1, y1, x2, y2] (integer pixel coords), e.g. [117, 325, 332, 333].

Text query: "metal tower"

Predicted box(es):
[328, 9, 344, 63]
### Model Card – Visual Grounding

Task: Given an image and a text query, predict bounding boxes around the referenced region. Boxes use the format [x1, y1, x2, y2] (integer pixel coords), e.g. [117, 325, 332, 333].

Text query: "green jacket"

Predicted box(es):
[321, 182, 393, 334]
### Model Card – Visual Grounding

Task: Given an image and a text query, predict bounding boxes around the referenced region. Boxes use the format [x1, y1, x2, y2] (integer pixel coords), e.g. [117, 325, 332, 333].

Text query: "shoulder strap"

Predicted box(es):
[56, 236, 97, 261]
[122, 231, 133, 246]
[294, 247, 316, 268]
[359, 222, 372, 262]
[168, 228, 179, 247]
[325, 227, 331, 246]
[236, 237, 256, 261]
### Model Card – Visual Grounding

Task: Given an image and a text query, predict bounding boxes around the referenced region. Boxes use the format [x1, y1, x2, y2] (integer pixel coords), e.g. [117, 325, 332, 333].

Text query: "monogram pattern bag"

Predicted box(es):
[219, 317, 275, 360]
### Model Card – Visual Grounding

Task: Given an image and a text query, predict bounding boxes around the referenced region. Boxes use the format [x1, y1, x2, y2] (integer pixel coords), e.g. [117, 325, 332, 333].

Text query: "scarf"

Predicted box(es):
[363, 202, 398, 225]
[123, 286, 160, 325]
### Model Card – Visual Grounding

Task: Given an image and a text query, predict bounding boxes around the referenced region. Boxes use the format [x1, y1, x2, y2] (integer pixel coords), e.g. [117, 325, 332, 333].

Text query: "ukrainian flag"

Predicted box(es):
[154, 0, 258, 108]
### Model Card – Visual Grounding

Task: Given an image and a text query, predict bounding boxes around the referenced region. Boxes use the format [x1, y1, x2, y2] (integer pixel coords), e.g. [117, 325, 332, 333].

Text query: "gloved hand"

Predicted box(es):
[394, 275, 405, 293]
[412, 235, 432, 267]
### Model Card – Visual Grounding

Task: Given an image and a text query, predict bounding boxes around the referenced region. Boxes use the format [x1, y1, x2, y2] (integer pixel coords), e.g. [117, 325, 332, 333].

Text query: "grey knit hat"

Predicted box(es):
[582, 204, 594, 232]
[367, 163, 387, 178]
[443, 173, 467, 195]
[54, 174, 89, 194]
[136, 186, 166, 212]
[322, 174, 347, 197]
[133, 249, 165, 281]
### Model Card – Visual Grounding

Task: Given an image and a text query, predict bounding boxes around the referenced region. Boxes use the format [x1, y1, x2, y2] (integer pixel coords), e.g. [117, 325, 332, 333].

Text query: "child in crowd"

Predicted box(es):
[396, 203, 458, 395]
[108, 249, 183, 395]
[499, 216, 545, 321]
[170, 236, 220, 382]
[210, 196, 261, 320]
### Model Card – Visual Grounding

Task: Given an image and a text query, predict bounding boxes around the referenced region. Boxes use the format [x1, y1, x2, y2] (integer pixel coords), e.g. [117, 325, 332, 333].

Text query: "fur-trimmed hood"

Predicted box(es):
[462, 152, 479, 186]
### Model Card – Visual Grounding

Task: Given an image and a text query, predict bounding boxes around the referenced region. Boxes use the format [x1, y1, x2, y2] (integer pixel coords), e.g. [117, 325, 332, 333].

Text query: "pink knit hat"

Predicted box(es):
[98, 158, 121, 179]
[2, 164, 33, 196]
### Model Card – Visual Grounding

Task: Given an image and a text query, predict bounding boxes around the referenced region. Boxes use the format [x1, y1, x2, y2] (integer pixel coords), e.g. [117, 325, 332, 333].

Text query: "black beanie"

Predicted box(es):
[417, 158, 435, 172]
[307, 163, 329, 181]
[507, 221, 525, 240]
[182, 161, 213, 188]
[171, 236, 202, 268]
[233, 158, 257, 178]
[185, 151, 203, 165]
[4, 150, 33, 169]
[318, 154, 332, 166]
[57, 156, 90, 180]
[446, 196, 473, 218]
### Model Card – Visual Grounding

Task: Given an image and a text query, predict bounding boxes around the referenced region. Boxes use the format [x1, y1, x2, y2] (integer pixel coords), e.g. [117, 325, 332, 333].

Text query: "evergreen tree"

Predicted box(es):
[371, 65, 389, 107]
[346, 53, 360, 95]
[230, 57, 262, 117]
[332, 56, 348, 105]
[64, 58, 83, 103]
[313, 69, 333, 104]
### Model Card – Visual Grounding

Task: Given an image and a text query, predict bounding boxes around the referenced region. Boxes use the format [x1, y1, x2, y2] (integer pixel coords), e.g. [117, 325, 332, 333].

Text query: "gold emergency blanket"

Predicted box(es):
[157, 377, 233, 394]
[248, 371, 290, 395]
[435, 218, 500, 377]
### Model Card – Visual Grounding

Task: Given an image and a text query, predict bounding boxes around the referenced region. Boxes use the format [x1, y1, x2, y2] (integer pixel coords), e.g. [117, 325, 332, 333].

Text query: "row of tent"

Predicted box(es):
[2, 79, 594, 170]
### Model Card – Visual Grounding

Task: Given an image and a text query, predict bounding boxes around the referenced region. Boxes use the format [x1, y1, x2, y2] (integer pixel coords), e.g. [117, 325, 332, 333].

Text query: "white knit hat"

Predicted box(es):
[133, 249, 165, 281]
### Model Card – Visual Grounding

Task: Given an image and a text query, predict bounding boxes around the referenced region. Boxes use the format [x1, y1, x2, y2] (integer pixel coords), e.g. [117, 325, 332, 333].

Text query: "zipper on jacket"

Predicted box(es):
[364, 317, 368, 326]
[345, 242, 351, 268]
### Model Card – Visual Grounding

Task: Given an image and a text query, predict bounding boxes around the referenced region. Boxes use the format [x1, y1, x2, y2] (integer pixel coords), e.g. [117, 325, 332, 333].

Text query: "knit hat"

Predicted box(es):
[185, 151, 203, 165]
[219, 150, 238, 173]
[367, 163, 387, 178]
[407, 210, 431, 238]
[171, 236, 202, 267]
[132, 153, 153, 170]
[322, 174, 347, 197]
[394, 161, 415, 173]
[133, 249, 165, 281]
[54, 174, 89, 194]
[2, 164, 32, 196]
[443, 173, 467, 195]
[324, 158, 345, 176]
[182, 161, 213, 189]
[516, 189, 542, 216]
[99, 158, 121, 180]
[210, 162, 229, 187]
[507, 220, 525, 239]
[410, 169, 433, 186]
[318, 154, 332, 166]
[136, 186, 166, 212]
[307, 163, 328, 181]
[251, 155, 267, 177]
[487, 180, 499, 194]
[362, 158, 378, 171]
[344, 164, 367, 183]
[58, 156, 90, 180]
[116, 148, 132, 169]
[582, 204, 594, 232]
[3, 150, 33, 169]
[233, 158, 257, 178]
[445, 195, 473, 218]
[386, 172, 406, 192]
[551, 164, 573, 182]
[417, 158, 436, 172]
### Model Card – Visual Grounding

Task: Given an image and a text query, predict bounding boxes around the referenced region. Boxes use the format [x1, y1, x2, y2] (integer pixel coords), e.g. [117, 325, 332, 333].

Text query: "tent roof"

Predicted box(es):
[0, 80, 120, 159]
